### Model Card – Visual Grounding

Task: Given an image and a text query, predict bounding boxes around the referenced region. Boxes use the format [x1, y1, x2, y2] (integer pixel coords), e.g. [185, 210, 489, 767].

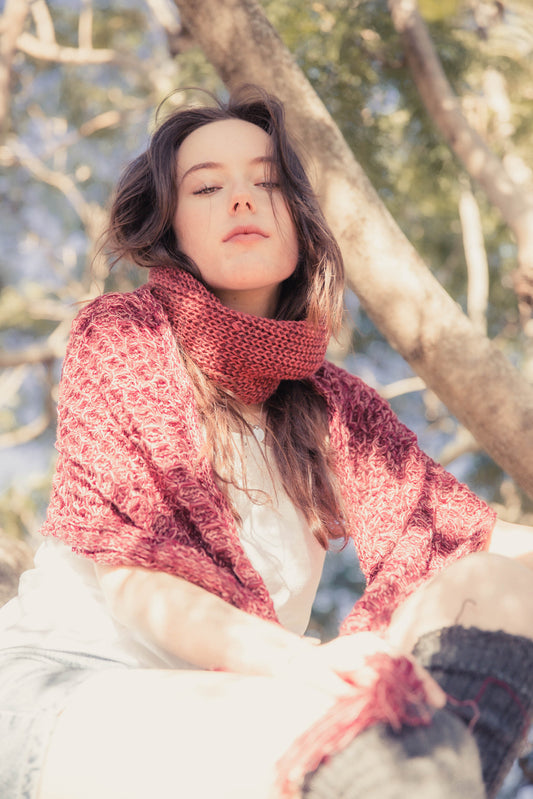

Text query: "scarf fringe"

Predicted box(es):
[275, 654, 433, 799]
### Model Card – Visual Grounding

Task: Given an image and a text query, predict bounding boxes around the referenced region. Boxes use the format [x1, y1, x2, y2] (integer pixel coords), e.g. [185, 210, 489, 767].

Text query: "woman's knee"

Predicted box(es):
[388, 552, 533, 652]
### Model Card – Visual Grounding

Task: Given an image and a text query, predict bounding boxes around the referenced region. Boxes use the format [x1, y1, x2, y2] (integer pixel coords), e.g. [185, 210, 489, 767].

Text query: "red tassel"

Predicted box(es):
[275, 654, 433, 799]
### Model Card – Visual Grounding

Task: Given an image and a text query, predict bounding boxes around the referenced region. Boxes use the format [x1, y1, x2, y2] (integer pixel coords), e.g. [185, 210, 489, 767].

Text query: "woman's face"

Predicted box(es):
[173, 119, 299, 318]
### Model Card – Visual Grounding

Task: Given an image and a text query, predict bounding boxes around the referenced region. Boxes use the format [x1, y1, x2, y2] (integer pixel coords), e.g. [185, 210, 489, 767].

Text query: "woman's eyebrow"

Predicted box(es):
[180, 161, 222, 183]
[180, 156, 274, 184]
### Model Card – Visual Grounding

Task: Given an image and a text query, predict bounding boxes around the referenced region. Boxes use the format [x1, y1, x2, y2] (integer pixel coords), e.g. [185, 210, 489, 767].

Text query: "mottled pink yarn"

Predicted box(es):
[42, 267, 496, 633]
[149, 266, 329, 404]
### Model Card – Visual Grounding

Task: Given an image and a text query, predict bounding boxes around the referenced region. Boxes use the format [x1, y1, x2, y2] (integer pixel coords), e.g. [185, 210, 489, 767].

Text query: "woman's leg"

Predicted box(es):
[386, 552, 533, 798]
[37, 668, 338, 799]
[386, 551, 533, 652]
[38, 553, 533, 799]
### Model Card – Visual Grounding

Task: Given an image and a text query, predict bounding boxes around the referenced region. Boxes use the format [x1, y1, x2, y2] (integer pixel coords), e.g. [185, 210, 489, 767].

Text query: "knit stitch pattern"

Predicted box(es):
[42, 268, 496, 632]
[150, 266, 329, 404]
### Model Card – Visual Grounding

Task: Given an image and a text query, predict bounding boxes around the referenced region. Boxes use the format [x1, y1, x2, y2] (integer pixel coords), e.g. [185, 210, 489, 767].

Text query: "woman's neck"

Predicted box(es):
[242, 402, 265, 426]
[212, 286, 280, 319]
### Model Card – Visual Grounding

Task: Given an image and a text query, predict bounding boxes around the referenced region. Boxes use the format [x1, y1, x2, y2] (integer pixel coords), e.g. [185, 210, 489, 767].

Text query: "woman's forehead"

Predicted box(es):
[177, 119, 273, 176]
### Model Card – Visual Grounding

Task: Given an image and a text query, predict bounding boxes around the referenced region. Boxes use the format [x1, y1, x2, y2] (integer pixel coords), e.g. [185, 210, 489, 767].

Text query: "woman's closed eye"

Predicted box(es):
[256, 181, 280, 190]
[193, 181, 279, 196]
[193, 185, 220, 196]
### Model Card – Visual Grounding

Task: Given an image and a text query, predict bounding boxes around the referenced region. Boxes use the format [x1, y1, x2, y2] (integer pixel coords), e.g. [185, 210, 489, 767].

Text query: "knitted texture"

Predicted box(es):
[413, 626, 533, 798]
[300, 704, 484, 799]
[42, 267, 496, 632]
[149, 266, 329, 404]
[276, 653, 434, 798]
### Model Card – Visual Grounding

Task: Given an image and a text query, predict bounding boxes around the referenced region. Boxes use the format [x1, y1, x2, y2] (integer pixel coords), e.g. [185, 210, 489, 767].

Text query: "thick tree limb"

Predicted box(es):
[174, 0, 533, 497]
[388, 0, 533, 320]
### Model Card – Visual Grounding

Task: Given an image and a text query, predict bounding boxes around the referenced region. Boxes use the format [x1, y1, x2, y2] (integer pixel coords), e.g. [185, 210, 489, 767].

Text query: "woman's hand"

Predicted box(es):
[315, 632, 446, 708]
[317, 631, 391, 674]
[262, 634, 360, 699]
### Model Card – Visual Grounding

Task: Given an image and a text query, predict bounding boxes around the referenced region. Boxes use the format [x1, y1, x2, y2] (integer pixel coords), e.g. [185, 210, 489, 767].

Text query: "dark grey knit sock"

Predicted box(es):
[413, 625, 533, 799]
[302, 707, 484, 799]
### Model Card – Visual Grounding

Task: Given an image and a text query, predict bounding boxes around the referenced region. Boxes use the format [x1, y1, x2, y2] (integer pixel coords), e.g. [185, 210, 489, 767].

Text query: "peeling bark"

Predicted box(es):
[174, 0, 533, 497]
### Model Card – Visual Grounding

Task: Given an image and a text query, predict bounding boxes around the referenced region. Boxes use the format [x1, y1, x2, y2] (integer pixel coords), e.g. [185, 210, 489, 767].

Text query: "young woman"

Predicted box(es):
[1, 86, 533, 799]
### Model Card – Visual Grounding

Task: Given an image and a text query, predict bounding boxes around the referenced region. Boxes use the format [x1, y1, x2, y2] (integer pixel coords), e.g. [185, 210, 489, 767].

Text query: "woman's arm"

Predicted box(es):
[97, 564, 447, 708]
[487, 519, 533, 570]
[95, 564, 351, 696]
[320, 364, 496, 635]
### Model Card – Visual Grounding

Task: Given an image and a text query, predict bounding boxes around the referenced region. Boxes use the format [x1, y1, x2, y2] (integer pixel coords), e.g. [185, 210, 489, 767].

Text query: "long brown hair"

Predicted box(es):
[104, 85, 347, 547]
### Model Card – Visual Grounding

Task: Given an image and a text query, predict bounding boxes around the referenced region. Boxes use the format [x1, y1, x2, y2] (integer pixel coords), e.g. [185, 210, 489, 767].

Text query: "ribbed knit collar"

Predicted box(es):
[148, 266, 328, 405]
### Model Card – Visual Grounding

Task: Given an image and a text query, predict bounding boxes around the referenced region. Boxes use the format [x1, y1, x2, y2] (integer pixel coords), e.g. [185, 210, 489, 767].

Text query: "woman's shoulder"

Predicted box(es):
[316, 360, 416, 444]
[315, 359, 384, 408]
[61, 285, 176, 379]
[70, 284, 165, 343]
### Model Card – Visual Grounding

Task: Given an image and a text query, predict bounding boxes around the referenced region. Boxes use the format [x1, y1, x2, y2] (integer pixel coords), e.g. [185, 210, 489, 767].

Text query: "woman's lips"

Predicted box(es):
[223, 225, 268, 242]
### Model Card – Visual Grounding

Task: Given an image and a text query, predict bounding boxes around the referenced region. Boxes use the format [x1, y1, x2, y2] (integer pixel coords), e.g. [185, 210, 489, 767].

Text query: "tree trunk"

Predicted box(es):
[174, 0, 533, 497]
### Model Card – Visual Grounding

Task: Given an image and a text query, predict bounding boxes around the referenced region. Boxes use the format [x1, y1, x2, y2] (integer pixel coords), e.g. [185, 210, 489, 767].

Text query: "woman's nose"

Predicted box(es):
[229, 186, 256, 215]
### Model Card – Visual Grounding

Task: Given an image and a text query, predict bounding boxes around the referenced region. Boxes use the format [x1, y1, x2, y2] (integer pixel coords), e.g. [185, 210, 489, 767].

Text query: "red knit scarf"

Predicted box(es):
[148, 266, 329, 404]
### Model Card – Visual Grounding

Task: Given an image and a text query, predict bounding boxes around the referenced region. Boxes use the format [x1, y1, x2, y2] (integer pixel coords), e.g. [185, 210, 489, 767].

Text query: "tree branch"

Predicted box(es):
[144, 0, 189, 55]
[380, 376, 426, 400]
[459, 186, 489, 335]
[0, 0, 31, 137]
[0, 343, 62, 368]
[439, 426, 479, 468]
[2, 138, 108, 290]
[16, 31, 136, 67]
[0, 536, 34, 608]
[0, 360, 56, 449]
[0, 411, 52, 449]
[3, 138, 91, 223]
[30, 0, 56, 44]
[78, 0, 93, 51]
[173, 0, 533, 497]
[38, 107, 147, 163]
[388, 0, 533, 320]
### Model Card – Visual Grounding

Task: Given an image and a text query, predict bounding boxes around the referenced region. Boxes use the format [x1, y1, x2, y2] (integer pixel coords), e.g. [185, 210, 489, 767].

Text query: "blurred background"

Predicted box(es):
[0, 1, 532, 789]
